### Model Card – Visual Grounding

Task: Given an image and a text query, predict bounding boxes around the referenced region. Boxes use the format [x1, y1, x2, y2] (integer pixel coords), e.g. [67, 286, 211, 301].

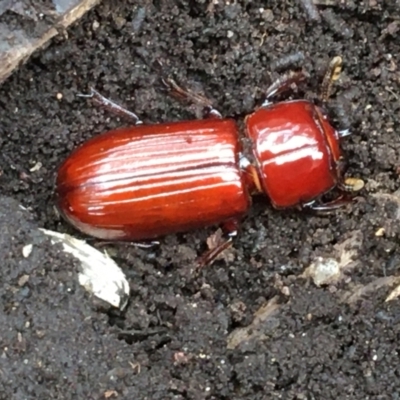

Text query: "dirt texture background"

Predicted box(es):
[1, 1, 400, 399]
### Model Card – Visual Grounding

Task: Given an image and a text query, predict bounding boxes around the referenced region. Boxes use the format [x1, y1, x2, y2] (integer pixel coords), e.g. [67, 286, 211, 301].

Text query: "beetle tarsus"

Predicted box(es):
[79, 87, 143, 125]
[76, 91, 94, 99]
[94, 240, 160, 249]
[133, 241, 160, 249]
[302, 196, 352, 212]
[338, 128, 351, 137]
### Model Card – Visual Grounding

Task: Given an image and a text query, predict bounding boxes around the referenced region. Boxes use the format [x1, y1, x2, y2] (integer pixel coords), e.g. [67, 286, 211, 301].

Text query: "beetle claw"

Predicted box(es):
[337, 128, 351, 138]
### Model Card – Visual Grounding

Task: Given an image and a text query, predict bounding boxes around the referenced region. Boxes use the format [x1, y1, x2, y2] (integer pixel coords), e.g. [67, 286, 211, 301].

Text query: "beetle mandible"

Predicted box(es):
[56, 56, 363, 265]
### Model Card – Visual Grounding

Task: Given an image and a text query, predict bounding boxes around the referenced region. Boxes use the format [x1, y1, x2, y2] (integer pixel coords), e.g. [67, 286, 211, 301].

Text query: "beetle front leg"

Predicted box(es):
[302, 177, 364, 212]
[261, 70, 308, 107]
[78, 88, 143, 125]
[302, 196, 353, 212]
[264, 51, 307, 103]
[161, 77, 222, 119]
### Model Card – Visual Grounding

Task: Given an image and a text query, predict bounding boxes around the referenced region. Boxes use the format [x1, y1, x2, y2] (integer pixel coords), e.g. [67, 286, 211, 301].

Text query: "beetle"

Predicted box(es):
[56, 56, 363, 265]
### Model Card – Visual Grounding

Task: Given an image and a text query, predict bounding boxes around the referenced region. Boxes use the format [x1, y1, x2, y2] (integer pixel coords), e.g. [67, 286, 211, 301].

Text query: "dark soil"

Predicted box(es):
[1, 1, 400, 399]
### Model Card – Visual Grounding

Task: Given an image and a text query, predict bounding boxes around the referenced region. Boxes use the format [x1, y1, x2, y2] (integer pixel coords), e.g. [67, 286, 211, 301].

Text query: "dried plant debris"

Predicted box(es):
[302, 230, 363, 286]
[227, 296, 281, 349]
[40, 229, 130, 310]
[0, 1, 55, 20]
[0, 0, 100, 84]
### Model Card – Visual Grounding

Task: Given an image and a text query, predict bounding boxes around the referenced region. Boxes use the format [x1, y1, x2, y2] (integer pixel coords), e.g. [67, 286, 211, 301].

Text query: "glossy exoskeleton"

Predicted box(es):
[56, 56, 363, 265]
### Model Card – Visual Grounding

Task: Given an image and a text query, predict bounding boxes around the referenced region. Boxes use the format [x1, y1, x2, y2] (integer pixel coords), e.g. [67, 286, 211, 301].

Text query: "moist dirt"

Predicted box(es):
[0, 1, 400, 399]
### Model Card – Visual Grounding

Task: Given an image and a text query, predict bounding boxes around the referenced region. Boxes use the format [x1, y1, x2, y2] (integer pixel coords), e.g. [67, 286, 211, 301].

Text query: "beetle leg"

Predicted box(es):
[161, 77, 222, 119]
[95, 240, 160, 249]
[302, 196, 353, 212]
[302, 176, 364, 212]
[261, 70, 308, 107]
[196, 219, 239, 267]
[77, 88, 143, 125]
[196, 237, 234, 267]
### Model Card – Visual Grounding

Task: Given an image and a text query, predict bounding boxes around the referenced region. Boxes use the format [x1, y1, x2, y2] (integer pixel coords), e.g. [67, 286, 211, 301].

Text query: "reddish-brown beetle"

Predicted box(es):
[56, 57, 363, 264]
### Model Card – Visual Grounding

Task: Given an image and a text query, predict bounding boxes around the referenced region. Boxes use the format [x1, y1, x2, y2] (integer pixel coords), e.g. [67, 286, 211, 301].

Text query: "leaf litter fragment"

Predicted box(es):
[40, 229, 130, 310]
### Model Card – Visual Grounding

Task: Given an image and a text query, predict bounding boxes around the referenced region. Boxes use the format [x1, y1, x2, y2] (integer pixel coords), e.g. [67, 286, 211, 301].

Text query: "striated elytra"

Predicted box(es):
[56, 57, 363, 264]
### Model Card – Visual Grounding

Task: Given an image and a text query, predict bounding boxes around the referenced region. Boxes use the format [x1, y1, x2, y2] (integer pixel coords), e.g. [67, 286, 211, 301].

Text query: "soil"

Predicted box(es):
[1, 1, 400, 399]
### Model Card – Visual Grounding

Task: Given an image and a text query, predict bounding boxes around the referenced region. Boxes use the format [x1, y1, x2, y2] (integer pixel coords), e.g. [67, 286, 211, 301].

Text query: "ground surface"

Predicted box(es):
[1, 1, 400, 399]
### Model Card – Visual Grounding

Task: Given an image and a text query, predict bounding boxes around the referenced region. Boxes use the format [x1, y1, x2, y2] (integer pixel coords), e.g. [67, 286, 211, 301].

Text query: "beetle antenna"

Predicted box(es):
[320, 56, 342, 103]
[320, 57, 354, 137]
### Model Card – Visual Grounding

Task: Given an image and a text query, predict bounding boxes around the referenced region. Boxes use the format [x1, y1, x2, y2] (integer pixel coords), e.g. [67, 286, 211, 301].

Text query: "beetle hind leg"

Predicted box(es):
[77, 88, 143, 125]
[161, 77, 222, 119]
